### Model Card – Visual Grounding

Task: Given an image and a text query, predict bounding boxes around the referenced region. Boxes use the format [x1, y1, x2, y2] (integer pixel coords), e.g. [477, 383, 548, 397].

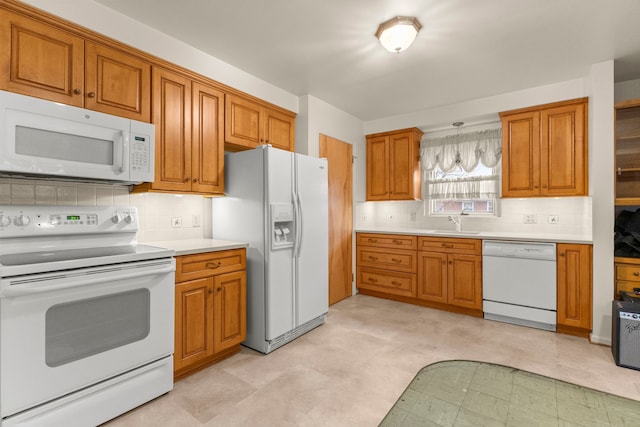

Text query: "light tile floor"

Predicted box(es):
[104, 295, 640, 426]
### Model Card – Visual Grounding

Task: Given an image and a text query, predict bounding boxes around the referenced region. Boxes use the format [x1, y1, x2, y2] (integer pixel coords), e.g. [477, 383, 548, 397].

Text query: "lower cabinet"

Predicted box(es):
[355, 233, 482, 317]
[174, 248, 246, 380]
[556, 243, 592, 338]
[417, 237, 483, 315]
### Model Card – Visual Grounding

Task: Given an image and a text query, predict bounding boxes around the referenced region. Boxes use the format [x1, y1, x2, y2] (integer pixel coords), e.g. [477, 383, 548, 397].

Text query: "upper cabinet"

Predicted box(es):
[0, 10, 151, 122]
[225, 93, 296, 152]
[366, 127, 423, 201]
[133, 67, 224, 195]
[615, 99, 640, 205]
[500, 98, 588, 198]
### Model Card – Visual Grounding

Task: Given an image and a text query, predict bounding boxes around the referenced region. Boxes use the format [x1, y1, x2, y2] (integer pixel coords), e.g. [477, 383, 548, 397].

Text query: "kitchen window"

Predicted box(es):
[421, 127, 502, 216]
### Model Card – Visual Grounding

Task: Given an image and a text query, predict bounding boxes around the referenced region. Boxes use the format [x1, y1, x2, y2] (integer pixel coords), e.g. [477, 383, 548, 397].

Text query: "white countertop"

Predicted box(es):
[355, 227, 593, 244]
[144, 238, 249, 256]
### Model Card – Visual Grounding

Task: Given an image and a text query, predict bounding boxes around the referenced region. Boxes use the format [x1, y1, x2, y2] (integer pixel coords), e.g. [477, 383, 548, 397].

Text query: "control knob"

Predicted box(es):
[0, 215, 10, 228]
[124, 214, 134, 224]
[13, 214, 31, 227]
[111, 214, 122, 224]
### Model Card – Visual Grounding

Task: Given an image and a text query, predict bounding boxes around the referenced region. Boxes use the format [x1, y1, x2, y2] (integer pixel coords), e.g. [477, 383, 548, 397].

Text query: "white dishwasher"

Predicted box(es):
[482, 240, 557, 331]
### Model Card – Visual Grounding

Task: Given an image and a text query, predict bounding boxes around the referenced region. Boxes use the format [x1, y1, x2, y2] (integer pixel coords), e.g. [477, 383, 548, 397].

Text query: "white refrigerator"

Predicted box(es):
[211, 146, 328, 354]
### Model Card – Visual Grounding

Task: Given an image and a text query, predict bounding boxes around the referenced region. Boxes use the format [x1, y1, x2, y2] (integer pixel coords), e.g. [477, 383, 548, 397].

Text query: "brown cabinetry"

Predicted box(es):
[417, 237, 483, 315]
[356, 233, 417, 298]
[615, 259, 640, 297]
[225, 93, 295, 152]
[174, 249, 246, 380]
[0, 10, 151, 121]
[366, 128, 423, 201]
[133, 67, 224, 195]
[500, 98, 588, 198]
[615, 99, 640, 204]
[557, 243, 592, 338]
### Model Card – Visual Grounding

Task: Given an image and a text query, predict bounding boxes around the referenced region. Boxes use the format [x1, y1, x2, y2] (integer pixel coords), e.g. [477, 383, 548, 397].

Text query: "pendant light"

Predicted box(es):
[375, 16, 422, 53]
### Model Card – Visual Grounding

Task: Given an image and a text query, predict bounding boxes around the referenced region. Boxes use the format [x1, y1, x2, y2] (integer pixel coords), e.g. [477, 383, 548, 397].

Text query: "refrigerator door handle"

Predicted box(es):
[292, 191, 300, 257]
[294, 192, 303, 258]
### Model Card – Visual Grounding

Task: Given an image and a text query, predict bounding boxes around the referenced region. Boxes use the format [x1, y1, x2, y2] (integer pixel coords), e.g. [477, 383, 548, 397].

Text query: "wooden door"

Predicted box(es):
[366, 135, 389, 200]
[85, 42, 151, 122]
[540, 102, 587, 196]
[501, 111, 540, 197]
[417, 251, 448, 303]
[174, 278, 214, 372]
[447, 254, 482, 309]
[320, 134, 353, 305]
[213, 271, 246, 353]
[192, 81, 224, 194]
[152, 67, 192, 192]
[224, 93, 262, 150]
[0, 11, 84, 106]
[557, 244, 592, 335]
[264, 108, 295, 151]
[389, 131, 413, 200]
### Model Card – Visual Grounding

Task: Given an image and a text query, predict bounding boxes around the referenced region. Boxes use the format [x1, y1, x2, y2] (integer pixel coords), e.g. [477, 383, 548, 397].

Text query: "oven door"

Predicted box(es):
[0, 258, 175, 419]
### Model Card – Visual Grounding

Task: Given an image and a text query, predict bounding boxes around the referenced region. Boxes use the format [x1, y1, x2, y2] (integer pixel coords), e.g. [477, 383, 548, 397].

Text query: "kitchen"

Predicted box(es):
[1, 0, 640, 425]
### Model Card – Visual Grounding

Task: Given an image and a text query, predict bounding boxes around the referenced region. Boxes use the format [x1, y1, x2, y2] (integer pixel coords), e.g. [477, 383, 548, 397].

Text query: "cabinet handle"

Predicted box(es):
[193, 178, 199, 183]
[442, 243, 454, 248]
[559, 252, 565, 257]
[391, 258, 401, 263]
[392, 239, 403, 244]
[634, 272, 639, 277]
[208, 288, 214, 294]
[184, 177, 190, 182]
[87, 92, 95, 98]
[73, 88, 82, 95]
[368, 238, 378, 243]
[206, 261, 222, 269]
[217, 287, 222, 292]
[368, 256, 378, 261]
[542, 184, 547, 188]
[391, 281, 401, 286]
[368, 277, 378, 283]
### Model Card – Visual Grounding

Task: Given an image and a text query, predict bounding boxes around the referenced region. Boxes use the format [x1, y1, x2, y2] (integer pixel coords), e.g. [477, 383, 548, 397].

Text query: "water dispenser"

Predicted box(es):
[270, 204, 294, 250]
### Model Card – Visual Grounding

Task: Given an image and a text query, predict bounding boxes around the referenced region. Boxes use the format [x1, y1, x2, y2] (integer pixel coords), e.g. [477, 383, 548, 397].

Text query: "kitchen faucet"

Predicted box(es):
[448, 215, 462, 232]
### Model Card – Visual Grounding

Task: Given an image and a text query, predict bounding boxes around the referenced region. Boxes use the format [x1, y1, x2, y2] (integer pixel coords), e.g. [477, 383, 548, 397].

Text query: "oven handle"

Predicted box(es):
[1, 264, 175, 297]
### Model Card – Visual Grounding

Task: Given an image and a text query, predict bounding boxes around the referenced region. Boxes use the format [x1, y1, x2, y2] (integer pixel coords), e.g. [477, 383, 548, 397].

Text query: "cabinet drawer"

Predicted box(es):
[616, 280, 640, 295]
[616, 264, 640, 282]
[418, 237, 481, 255]
[176, 249, 246, 282]
[357, 233, 417, 250]
[356, 247, 417, 273]
[357, 267, 416, 298]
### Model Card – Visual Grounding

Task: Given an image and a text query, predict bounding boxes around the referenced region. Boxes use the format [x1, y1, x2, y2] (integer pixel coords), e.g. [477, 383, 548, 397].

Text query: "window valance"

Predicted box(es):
[420, 128, 502, 173]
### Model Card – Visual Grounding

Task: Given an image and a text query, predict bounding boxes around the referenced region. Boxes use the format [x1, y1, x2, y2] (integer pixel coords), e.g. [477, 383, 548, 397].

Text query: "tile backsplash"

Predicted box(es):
[0, 177, 209, 243]
[356, 197, 592, 238]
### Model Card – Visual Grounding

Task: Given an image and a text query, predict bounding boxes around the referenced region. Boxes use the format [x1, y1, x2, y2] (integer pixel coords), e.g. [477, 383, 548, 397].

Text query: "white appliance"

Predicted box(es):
[482, 240, 557, 331]
[0, 205, 175, 427]
[212, 146, 328, 354]
[0, 90, 154, 184]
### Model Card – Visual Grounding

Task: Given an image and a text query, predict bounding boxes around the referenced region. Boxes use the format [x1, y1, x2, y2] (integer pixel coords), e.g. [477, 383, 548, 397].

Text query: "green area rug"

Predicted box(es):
[380, 360, 640, 426]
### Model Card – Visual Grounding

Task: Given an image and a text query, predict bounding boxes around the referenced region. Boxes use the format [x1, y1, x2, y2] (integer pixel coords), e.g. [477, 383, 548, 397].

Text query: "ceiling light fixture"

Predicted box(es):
[375, 16, 422, 53]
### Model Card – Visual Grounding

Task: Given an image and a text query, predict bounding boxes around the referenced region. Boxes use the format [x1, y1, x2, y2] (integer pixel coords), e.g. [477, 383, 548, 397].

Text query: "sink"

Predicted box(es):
[431, 230, 481, 235]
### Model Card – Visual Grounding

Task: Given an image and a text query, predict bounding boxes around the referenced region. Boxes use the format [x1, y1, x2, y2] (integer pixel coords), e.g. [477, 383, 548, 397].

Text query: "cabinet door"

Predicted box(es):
[501, 111, 540, 197]
[264, 107, 295, 151]
[174, 278, 214, 372]
[540, 102, 587, 196]
[224, 93, 262, 150]
[85, 42, 151, 122]
[557, 244, 592, 334]
[447, 254, 482, 309]
[192, 81, 224, 194]
[366, 135, 389, 200]
[213, 271, 246, 354]
[151, 67, 192, 191]
[389, 131, 416, 200]
[0, 11, 84, 106]
[417, 251, 448, 304]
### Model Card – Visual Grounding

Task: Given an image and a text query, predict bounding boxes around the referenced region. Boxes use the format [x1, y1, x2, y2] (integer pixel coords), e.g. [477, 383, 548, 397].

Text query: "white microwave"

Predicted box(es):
[0, 90, 155, 184]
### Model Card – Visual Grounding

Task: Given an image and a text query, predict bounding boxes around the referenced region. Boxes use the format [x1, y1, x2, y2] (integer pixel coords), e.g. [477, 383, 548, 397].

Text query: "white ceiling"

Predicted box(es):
[94, 0, 640, 122]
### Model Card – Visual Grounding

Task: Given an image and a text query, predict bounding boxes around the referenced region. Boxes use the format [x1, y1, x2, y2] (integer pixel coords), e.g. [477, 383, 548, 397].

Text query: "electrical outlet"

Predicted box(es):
[548, 215, 559, 224]
[524, 214, 537, 224]
[192, 215, 200, 227]
[361, 214, 367, 223]
[171, 217, 182, 227]
[410, 211, 417, 222]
